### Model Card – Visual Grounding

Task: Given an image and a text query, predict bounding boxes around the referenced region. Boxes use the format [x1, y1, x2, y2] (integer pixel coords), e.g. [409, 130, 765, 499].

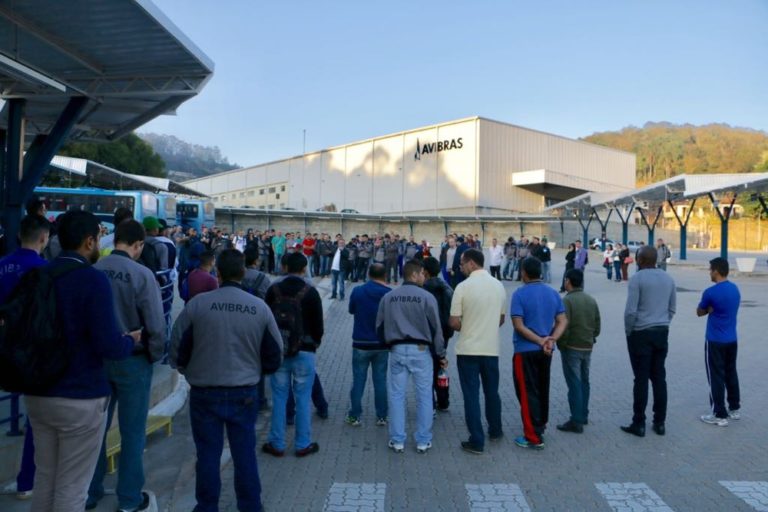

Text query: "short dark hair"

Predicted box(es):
[217, 249, 245, 282]
[244, 246, 260, 267]
[521, 257, 542, 279]
[462, 248, 484, 267]
[709, 257, 729, 277]
[565, 268, 584, 288]
[199, 250, 216, 267]
[368, 262, 386, 280]
[20, 214, 50, 243]
[57, 211, 100, 251]
[25, 198, 45, 217]
[402, 259, 424, 281]
[422, 256, 441, 277]
[113, 207, 134, 226]
[114, 219, 145, 246]
[285, 252, 307, 273]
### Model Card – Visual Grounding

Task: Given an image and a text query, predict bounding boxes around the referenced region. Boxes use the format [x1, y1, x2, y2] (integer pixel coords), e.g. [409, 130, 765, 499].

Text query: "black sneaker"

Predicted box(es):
[262, 442, 285, 457]
[461, 441, 483, 454]
[295, 442, 320, 457]
[556, 420, 584, 433]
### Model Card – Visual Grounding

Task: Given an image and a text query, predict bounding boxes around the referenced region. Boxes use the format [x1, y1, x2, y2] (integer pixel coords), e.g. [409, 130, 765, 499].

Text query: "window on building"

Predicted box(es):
[267, 204, 274, 209]
[275, 193, 280, 199]
[240, 192, 245, 198]
[259, 205, 265, 209]
[248, 190, 255, 197]
[232, 194, 236, 199]
[260, 189, 265, 195]
[280, 185, 286, 192]
[268, 187, 276, 193]
[280, 203, 285, 208]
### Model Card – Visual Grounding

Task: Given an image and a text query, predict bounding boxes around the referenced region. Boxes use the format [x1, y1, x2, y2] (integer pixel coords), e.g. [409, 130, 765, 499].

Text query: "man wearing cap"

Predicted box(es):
[141, 216, 169, 272]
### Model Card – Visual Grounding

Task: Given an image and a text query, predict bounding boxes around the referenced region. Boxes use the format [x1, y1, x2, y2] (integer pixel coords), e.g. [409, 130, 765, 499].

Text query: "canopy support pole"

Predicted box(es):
[667, 199, 696, 260]
[710, 193, 736, 260]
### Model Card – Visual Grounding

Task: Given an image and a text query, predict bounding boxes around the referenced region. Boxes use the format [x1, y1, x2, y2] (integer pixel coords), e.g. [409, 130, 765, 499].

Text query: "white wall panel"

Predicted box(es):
[344, 142, 373, 212]
[403, 128, 439, 213]
[372, 135, 403, 213]
[436, 120, 478, 211]
[321, 148, 346, 210]
[302, 153, 322, 210]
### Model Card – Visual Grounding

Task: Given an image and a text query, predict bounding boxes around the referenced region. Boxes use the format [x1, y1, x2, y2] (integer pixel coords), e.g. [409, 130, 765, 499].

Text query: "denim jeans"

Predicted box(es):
[320, 255, 331, 276]
[269, 351, 316, 451]
[349, 348, 389, 419]
[502, 259, 515, 279]
[627, 327, 668, 425]
[286, 373, 328, 421]
[331, 269, 346, 298]
[357, 258, 370, 282]
[605, 262, 613, 280]
[457, 355, 502, 449]
[560, 348, 591, 425]
[88, 355, 153, 510]
[613, 261, 622, 281]
[542, 261, 551, 283]
[388, 345, 433, 445]
[16, 418, 35, 492]
[189, 386, 262, 512]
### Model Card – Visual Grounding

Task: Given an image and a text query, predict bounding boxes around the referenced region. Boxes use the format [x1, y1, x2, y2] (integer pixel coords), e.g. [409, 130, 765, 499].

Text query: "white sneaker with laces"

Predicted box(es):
[728, 409, 740, 420]
[700, 414, 728, 427]
[118, 491, 157, 512]
[388, 440, 404, 453]
[416, 442, 432, 454]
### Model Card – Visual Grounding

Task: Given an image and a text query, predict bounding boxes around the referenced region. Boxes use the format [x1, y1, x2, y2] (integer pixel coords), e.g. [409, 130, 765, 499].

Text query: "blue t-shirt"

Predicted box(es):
[0, 248, 47, 302]
[510, 281, 565, 352]
[698, 280, 740, 343]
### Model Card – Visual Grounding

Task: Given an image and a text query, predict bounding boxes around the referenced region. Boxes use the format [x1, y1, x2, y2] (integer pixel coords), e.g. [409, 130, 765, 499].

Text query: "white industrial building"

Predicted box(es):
[183, 116, 636, 215]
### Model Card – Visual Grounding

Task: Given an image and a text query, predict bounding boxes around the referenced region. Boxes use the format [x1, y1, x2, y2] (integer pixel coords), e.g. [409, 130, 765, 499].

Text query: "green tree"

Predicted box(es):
[60, 133, 166, 178]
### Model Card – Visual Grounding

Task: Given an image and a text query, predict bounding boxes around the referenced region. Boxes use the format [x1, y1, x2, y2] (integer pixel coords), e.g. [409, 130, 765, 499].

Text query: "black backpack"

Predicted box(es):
[269, 283, 310, 358]
[0, 260, 83, 394]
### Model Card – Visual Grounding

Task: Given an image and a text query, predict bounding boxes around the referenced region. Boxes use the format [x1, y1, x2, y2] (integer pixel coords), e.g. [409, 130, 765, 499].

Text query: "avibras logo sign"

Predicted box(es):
[414, 137, 463, 160]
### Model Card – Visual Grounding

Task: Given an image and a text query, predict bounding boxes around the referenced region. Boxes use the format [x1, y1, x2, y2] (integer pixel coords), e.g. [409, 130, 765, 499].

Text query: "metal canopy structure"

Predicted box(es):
[544, 191, 622, 248]
[546, 172, 768, 260]
[49, 156, 207, 197]
[0, 0, 213, 252]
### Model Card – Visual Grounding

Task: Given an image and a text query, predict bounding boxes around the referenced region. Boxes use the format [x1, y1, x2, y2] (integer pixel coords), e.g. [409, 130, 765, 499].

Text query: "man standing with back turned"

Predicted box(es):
[449, 249, 506, 454]
[621, 246, 676, 437]
[376, 260, 446, 454]
[697, 257, 741, 427]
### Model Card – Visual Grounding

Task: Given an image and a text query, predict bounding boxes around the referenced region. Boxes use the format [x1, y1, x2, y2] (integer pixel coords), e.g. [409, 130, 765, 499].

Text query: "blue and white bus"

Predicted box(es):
[32, 187, 160, 227]
[177, 199, 215, 232]
[156, 193, 178, 227]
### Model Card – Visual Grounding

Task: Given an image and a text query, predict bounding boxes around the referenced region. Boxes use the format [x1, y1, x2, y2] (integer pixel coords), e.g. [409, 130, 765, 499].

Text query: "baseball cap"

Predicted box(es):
[142, 216, 161, 231]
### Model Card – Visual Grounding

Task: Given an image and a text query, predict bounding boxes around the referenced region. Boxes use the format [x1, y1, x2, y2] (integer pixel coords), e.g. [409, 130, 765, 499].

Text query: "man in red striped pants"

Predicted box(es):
[510, 257, 568, 450]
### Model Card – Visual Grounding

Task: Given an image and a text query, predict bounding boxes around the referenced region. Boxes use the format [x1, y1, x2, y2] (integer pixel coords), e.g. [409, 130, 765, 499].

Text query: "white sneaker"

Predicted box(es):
[416, 442, 432, 454]
[728, 409, 741, 420]
[388, 440, 404, 453]
[118, 491, 157, 512]
[15, 490, 33, 500]
[700, 414, 728, 427]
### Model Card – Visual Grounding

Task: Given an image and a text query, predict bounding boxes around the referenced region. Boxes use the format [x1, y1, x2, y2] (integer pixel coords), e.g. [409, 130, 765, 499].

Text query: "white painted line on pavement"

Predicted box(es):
[595, 482, 674, 512]
[465, 483, 531, 512]
[721, 481, 768, 511]
[323, 482, 386, 512]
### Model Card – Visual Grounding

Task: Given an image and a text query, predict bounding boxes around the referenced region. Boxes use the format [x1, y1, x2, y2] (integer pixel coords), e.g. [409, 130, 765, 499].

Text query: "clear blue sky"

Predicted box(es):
[143, 0, 768, 168]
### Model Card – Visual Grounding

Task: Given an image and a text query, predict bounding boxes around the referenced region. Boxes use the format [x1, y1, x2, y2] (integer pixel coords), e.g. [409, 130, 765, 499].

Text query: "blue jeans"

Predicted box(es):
[560, 348, 591, 425]
[269, 351, 316, 451]
[502, 259, 515, 279]
[88, 355, 153, 510]
[286, 373, 328, 421]
[189, 386, 262, 512]
[542, 261, 551, 283]
[320, 255, 331, 276]
[349, 348, 389, 419]
[388, 345, 433, 445]
[613, 261, 621, 281]
[331, 269, 346, 298]
[457, 355, 502, 449]
[16, 418, 35, 492]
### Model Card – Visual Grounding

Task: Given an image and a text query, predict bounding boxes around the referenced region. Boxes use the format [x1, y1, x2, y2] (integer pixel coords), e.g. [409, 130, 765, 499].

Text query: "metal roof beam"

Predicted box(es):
[0, 5, 104, 75]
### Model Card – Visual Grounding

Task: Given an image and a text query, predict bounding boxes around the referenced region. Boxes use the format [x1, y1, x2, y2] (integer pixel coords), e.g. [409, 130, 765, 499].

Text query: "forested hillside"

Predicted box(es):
[582, 122, 768, 185]
[139, 133, 238, 180]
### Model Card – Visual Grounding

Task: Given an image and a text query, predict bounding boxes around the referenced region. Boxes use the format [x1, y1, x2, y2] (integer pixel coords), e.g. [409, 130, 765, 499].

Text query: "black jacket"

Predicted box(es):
[265, 276, 324, 352]
[423, 277, 455, 342]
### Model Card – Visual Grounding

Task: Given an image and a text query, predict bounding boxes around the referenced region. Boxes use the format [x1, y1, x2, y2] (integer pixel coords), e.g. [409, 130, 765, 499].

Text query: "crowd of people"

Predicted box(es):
[0, 202, 742, 512]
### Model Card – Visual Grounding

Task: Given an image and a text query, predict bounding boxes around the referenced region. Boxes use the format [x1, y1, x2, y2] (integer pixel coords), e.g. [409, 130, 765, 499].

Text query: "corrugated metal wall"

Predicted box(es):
[478, 119, 636, 212]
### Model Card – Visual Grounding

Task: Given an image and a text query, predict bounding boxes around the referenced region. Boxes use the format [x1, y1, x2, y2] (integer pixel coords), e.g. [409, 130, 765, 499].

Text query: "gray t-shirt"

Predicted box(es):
[624, 268, 676, 335]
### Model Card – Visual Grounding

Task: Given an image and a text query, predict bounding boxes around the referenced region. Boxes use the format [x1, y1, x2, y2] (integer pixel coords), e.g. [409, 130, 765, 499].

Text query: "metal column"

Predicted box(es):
[2, 99, 26, 255]
[709, 193, 736, 260]
[576, 210, 594, 247]
[667, 199, 696, 260]
[613, 203, 635, 245]
[635, 205, 663, 246]
[592, 208, 614, 251]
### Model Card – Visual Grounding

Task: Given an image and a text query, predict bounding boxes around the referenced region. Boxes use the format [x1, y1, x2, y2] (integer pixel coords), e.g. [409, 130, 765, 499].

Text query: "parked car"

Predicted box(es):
[340, 208, 359, 214]
[625, 240, 644, 252]
[589, 238, 615, 250]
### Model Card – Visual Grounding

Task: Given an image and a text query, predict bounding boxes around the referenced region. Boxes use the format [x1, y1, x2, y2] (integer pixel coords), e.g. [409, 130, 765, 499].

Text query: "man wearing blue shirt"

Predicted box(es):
[510, 257, 567, 450]
[697, 257, 741, 427]
[0, 214, 50, 500]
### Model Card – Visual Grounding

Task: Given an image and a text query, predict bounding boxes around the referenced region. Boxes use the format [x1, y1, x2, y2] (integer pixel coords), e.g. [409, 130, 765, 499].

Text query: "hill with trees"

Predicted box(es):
[138, 133, 238, 180]
[582, 122, 768, 185]
[59, 133, 166, 178]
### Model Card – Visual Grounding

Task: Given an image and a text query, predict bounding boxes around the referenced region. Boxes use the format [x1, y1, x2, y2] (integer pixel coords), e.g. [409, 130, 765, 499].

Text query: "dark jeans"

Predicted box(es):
[357, 258, 370, 281]
[457, 356, 502, 449]
[489, 266, 501, 280]
[16, 419, 35, 492]
[612, 261, 622, 282]
[190, 386, 262, 512]
[560, 348, 591, 425]
[627, 327, 669, 425]
[513, 351, 551, 444]
[287, 373, 328, 421]
[705, 341, 740, 418]
[384, 258, 398, 283]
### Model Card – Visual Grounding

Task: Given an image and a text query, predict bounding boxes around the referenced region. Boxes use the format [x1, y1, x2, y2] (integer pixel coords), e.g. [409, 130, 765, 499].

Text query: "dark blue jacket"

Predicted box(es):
[38, 252, 134, 398]
[0, 248, 47, 303]
[348, 280, 390, 349]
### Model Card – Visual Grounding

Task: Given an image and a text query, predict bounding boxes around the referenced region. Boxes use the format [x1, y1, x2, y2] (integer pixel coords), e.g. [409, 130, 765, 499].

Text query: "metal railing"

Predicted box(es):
[156, 269, 175, 364]
[0, 392, 23, 436]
